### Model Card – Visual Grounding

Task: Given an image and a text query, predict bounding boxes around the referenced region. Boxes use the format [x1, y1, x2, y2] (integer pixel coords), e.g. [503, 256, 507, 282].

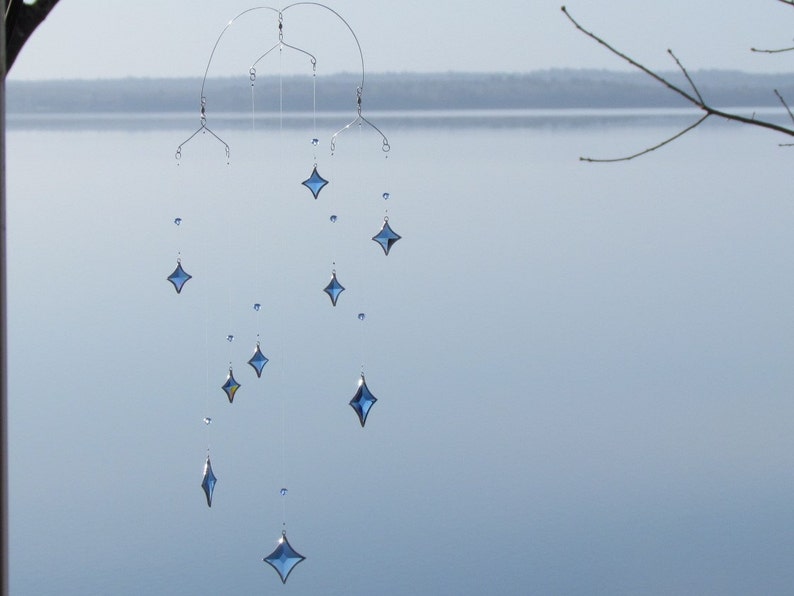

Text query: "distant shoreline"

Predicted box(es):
[8, 70, 794, 114]
[8, 107, 790, 133]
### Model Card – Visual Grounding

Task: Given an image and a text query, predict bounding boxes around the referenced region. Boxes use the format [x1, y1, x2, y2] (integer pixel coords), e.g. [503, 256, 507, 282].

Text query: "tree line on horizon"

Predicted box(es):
[7, 70, 794, 114]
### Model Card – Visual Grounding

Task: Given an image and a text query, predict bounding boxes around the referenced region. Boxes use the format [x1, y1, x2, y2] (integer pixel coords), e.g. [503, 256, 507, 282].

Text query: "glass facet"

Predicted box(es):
[323, 271, 345, 306]
[349, 373, 378, 427]
[221, 368, 240, 403]
[167, 260, 192, 293]
[372, 218, 401, 255]
[263, 531, 306, 584]
[201, 455, 217, 507]
[301, 165, 329, 199]
[248, 343, 269, 378]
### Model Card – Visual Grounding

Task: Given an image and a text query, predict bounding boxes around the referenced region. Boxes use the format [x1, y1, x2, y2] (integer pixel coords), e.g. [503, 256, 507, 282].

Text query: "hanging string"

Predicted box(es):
[354, 116, 367, 289]
[221, 144, 236, 401]
[278, 14, 289, 535]
[197, 155, 214, 494]
[358, 312, 368, 376]
[281, 387, 288, 532]
[311, 57, 318, 164]
[382, 140, 391, 219]
[250, 67, 257, 131]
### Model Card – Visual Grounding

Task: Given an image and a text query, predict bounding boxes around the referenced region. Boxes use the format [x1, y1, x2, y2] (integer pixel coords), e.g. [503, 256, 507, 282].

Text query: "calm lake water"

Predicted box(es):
[7, 110, 794, 595]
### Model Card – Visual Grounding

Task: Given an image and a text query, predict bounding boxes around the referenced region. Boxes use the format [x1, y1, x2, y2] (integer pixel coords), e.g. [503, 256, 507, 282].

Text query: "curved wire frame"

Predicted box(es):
[175, 3, 390, 160]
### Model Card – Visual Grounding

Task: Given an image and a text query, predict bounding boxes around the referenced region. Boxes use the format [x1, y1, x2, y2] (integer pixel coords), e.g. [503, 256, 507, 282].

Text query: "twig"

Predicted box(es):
[560, 6, 701, 107]
[751, 44, 794, 54]
[752, 0, 794, 52]
[561, 5, 794, 161]
[580, 115, 710, 163]
[667, 49, 704, 104]
[775, 89, 794, 125]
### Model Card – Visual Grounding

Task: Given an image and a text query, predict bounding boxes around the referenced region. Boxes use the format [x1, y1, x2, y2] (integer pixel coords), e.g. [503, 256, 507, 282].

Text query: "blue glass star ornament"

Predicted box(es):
[248, 342, 269, 378]
[167, 259, 192, 293]
[201, 455, 217, 507]
[263, 531, 306, 584]
[349, 373, 378, 427]
[323, 270, 345, 306]
[221, 367, 241, 403]
[301, 165, 329, 199]
[372, 217, 401, 255]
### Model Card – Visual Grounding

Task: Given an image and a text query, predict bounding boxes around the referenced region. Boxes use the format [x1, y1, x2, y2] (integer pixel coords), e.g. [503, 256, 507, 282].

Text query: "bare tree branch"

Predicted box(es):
[667, 48, 704, 104]
[750, 44, 794, 54]
[561, 5, 794, 161]
[560, 6, 701, 107]
[580, 115, 710, 163]
[751, 0, 794, 53]
[775, 88, 794, 125]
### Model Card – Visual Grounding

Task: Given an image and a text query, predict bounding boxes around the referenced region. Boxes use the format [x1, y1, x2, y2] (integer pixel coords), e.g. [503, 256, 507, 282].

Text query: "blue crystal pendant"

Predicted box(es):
[349, 373, 378, 427]
[221, 367, 240, 403]
[201, 455, 217, 507]
[301, 165, 329, 199]
[248, 341, 269, 378]
[323, 270, 345, 306]
[372, 217, 402, 255]
[167, 259, 192, 293]
[263, 531, 306, 584]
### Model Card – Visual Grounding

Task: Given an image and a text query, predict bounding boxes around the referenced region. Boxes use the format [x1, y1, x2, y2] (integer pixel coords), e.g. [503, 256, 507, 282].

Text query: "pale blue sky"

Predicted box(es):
[9, 0, 794, 80]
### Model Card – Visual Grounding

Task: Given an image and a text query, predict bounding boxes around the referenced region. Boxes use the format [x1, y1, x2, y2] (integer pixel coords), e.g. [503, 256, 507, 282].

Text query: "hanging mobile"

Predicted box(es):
[171, 4, 393, 580]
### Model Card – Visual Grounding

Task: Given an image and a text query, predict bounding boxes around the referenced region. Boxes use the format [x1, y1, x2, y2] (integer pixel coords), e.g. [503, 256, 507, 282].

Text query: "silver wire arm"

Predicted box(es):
[175, 96, 230, 161]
